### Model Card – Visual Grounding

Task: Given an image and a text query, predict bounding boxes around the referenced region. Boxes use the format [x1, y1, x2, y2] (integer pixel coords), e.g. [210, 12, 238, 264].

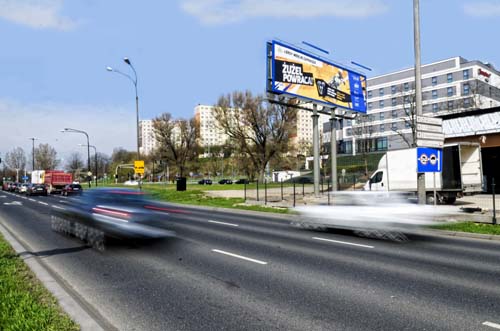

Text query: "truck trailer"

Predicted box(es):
[364, 142, 483, 204]
[32, 170, 73, 194]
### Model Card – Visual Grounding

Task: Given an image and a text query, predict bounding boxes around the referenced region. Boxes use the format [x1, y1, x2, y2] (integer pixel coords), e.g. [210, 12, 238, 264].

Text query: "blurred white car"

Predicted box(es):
[294, 192, 450, 238]
[124, 180, 139, 186]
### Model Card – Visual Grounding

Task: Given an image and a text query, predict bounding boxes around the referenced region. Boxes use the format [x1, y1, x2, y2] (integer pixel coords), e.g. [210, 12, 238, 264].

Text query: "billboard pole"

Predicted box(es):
[330, 108, 337, 192]
[414, 0, 426, 204]
[312, 104, 320, 197]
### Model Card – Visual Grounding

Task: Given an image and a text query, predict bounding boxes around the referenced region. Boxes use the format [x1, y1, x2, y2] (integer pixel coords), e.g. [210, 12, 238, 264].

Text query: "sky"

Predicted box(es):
[1, 0, 500, 166]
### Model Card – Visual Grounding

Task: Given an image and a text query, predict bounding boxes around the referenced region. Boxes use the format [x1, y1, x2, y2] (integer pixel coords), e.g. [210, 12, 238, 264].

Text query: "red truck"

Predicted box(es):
[44, 170, 73, 194]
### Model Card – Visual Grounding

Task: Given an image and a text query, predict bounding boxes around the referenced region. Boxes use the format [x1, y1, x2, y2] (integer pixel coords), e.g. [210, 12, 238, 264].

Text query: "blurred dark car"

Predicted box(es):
[198, 179, 212, 185]
[234, 179, 249, 184]
[218, 179, 233, 184]
[51, 188, 175, 249]
[27, 184, 48, 196]
[9, 182, 19, 192]
[62, 184, 83, 196]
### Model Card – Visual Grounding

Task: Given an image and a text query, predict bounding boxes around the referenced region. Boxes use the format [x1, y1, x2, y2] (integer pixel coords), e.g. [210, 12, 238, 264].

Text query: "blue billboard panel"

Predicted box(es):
[417, 147, 443, 173]
[268, 41, 367, 113]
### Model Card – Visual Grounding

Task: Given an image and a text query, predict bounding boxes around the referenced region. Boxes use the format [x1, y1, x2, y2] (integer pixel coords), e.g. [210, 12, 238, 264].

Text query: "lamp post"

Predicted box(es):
[106, 58, 140, 161]
[79, 144, 98, 187]
[28, 137, 38, 172]
[61, 128, 91, 187]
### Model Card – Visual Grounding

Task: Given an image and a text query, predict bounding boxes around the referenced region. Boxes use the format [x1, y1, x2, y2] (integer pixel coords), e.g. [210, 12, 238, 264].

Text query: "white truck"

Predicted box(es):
[364, 142, 483, 204]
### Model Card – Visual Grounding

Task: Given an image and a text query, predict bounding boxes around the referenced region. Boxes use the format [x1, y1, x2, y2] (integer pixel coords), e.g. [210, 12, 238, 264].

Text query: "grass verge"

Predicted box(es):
[144, 186, 290, 214]
[431, 221, 500, 236]
[0, 233, 79, 331]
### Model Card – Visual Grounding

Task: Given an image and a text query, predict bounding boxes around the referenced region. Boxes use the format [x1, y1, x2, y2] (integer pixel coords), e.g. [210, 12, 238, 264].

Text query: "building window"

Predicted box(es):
[392, 109, 398, 118]
[380, 112, 385, 120]
[379, 100, 384, 108]
[379, 88, 384, 96]
[464, 98, 471, 107]
[404, 82, 409, 91]
[368, 90, 372, 98]
[404, 95, 410, 104]
[368, 102, 373, 110]
[448, 100, 454, 109]
[447, 87, 454, 97]
[463, 69, 469, 80]
[392, 97, 397, 106]
[391, 123, 398, 131]
[463, 83, 470, 96]
[405, 121, 411, 128]
[432, 103, 438, 112]
[447, 73, 453, 83]
[380, 124, 385, 132]
[391, 85, 397, 94]
[376, 137, 388, 151]
[432, 76, 437, 86]
[432, 90, 438, 99]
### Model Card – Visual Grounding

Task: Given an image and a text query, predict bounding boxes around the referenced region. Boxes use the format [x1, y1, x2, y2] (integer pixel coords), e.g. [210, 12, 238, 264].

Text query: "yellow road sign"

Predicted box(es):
[134, 160, 145, 174]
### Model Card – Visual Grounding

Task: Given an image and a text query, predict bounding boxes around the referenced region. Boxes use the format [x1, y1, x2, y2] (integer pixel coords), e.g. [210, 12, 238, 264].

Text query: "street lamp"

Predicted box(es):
[79, 144, 98, 187]
[106, 57, 140, 161]
[28, 137, 38, 172]
[61, 128, 91, 187]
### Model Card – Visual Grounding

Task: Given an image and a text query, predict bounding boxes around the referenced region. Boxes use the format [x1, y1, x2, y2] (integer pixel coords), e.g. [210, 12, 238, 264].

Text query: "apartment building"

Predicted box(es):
[339, 57, 500, 154]
[139, 119, 157, 156]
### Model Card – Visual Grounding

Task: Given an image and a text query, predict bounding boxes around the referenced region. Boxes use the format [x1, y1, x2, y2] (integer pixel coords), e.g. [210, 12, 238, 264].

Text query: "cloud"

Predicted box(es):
[463, 2, 500, 17]
[0, 98, 135, 164]
[180, 0, 388, 25]
[0, 0, 77, 30]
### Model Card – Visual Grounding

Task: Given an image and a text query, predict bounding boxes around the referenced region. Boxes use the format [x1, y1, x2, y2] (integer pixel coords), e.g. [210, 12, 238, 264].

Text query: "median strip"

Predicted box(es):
[484, 321, 500, 330]
[312, 237, 374, 249]
[212, 249, 267, 265]
[208, 220, 239, 227]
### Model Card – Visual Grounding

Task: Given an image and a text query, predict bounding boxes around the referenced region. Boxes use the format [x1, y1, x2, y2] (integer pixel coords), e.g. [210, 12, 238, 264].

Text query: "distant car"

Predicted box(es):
[218, 179, 233, 184]
[124, 180, 139, 186]
[62, 184, 83, 196]
[2, 181, 12, 191]
[27, 184, 48, 196]
[234, 179, 249, 184]
[198, 179, 212, 185]
[17, 183, 29, 194]
[8, 182, 19, 192]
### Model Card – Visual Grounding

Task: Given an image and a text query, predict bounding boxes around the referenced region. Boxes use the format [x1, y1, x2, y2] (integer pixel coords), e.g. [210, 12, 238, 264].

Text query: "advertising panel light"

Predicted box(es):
[268, 40, 367, 113]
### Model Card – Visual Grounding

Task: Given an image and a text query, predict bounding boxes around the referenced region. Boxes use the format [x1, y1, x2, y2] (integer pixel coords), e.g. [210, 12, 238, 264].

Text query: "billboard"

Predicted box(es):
[268, 40, 367, 113]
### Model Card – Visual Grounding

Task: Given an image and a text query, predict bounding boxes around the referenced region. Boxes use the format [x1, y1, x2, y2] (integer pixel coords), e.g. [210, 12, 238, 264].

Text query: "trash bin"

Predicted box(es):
[176, 177, 187, 191]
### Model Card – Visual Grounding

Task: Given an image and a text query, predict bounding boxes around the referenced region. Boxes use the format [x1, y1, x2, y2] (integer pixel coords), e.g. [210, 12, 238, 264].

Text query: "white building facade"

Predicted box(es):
[139, 119, 157, 156]
[336, 57, 500, 154]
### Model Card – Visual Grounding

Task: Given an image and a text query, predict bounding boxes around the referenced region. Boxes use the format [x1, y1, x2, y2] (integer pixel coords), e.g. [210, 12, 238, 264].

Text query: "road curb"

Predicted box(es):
[430, 229, 500, 241]
[0, 218, 109, 331]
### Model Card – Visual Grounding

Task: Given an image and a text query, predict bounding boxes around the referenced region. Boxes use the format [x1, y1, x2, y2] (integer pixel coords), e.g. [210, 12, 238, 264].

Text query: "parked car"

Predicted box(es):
[27, 184, 48, 196]
[234, 178, 249, 184]
[218, 179, 233, 184]
[62, 184, 83, 196]
[198, 179, 213, 185]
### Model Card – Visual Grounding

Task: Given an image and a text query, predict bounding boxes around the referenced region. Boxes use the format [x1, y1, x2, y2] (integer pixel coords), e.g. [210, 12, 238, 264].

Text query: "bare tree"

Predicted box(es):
[5, 147, 27, 171]
[34, 143, 59, 170]
[65, 152, 84, 174]
[391, 91, 417, 148]
[153, 112, 199, 177]
[213, 91, 297, 180]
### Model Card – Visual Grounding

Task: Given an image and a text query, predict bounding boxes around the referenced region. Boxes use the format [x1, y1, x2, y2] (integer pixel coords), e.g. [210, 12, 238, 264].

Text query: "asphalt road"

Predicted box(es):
[1, 190, 500, 331]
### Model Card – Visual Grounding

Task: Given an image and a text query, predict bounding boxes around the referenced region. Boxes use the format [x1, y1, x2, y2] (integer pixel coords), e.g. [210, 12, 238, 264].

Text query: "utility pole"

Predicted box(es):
[330, 108, 338, 192]
[414, 0, 426, 204]
[312, 104, 320, 197]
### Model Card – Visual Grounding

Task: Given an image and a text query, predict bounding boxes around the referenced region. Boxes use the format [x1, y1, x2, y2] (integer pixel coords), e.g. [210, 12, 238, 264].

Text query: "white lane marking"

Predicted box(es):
[3, 201, 22, 206]
[312, 237, 375, 249]
[484, 321, 500, 329]
[51, 205, 66, 210]
[38, 201, 49, 206]
[208, 220, 239, 227]
[29, 198, 36, 202]
[0, 195, 7, 198]
[212, 249, 268, 265]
